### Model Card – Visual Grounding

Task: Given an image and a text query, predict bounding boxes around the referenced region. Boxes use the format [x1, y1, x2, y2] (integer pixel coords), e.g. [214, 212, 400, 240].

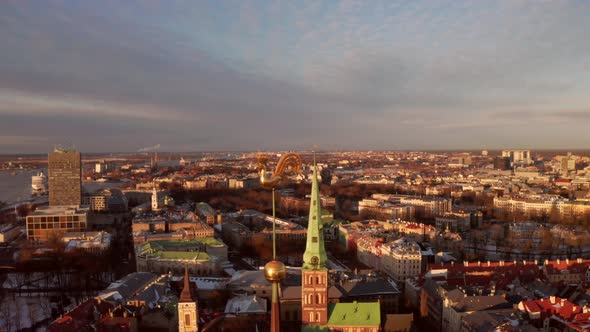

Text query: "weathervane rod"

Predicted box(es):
[272, 187, 276, 260]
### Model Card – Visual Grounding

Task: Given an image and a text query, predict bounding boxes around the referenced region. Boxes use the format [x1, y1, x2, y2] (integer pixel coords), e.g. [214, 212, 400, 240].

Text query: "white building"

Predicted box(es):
[381, 238, 422, 285]
[502, 149, 532, 165]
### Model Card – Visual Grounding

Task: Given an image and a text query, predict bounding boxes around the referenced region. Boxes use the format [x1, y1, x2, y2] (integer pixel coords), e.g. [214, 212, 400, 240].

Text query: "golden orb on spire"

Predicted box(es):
[264, 260, 286, 282]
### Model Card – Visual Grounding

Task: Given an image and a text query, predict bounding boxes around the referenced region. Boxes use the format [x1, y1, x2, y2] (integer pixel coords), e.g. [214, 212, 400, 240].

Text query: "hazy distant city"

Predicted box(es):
[3, 1, 590, 332]
[1, 148, 590, 331]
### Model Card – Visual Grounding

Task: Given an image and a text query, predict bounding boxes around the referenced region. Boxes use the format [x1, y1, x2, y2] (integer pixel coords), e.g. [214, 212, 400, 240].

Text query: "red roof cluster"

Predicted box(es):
[520, 297, 581, 321]
[567, 312, 590, 331]
[544, 259, 590, 275]
[48, 299, 114, 332]
[428, 261, 541, 289]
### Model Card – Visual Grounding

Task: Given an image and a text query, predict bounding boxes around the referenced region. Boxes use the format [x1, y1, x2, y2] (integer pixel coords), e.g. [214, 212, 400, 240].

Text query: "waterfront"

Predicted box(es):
[0, 169, 42, 204]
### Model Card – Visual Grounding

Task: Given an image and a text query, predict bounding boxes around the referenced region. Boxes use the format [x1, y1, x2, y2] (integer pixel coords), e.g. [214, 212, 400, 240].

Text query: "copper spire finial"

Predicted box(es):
[179, 266, 193, 302]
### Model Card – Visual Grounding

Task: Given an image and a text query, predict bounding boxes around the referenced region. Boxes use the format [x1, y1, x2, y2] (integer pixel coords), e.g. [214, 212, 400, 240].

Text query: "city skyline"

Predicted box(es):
[2, 0, 590, 153]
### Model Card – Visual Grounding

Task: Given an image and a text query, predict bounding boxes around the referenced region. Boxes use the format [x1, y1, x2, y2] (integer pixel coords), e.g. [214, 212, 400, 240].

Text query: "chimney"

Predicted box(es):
[550, 296, 556, 304]
[557, 259, 560, 264]
[478, 261, 481, 267]
[487, 261, 491, 267]
[464, 261, 468, 267]
[577, 258, 583, 264]
[566, 259, 570, 265]
[534, 260, 538, 265]
[523, 260, 526, 265]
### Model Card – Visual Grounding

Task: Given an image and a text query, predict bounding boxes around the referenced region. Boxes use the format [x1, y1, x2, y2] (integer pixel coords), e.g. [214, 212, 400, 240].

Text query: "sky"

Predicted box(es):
[1, 0, 589, 153]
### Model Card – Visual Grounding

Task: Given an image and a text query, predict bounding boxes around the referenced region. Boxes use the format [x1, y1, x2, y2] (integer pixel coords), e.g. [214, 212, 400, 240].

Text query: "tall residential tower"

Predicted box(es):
[48, 149, 81, 206]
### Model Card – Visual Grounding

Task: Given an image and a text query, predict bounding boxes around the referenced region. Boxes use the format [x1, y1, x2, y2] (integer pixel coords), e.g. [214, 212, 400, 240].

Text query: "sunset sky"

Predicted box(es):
[1, 0, 589, 153]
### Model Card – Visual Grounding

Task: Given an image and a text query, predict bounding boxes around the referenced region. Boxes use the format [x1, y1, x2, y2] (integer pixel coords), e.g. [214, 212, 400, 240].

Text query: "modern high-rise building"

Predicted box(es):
[501, 149, 532, 165]
[560, 153, 576, 178]
[48, 149, 81, 206]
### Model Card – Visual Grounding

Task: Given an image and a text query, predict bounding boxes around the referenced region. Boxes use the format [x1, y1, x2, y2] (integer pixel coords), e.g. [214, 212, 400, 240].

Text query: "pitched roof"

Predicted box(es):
[327, 301, 381, 327]
[99, 272, 159, 301]
[520, 297, 582, 321]
[180, 266, 194, 303]
[337, 278, 400, 297]
[224, 295, 266, 314]
[452, 295, 511, 313]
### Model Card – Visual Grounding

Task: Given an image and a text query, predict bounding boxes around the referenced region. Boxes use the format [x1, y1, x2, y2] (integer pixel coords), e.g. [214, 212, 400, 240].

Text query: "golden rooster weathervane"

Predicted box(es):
[257, 152, 303, 189]
[257, 151, 302, 332]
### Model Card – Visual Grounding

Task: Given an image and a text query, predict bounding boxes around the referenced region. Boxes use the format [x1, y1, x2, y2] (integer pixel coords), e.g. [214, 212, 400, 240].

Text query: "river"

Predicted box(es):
[0, 169, 43, 204]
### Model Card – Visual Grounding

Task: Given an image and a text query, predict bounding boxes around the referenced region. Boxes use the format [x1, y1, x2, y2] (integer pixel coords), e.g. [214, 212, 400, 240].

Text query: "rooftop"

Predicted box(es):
[30, 205, 89, 216]
[154, 250, 210, 261]
[327, 301, 381, 327]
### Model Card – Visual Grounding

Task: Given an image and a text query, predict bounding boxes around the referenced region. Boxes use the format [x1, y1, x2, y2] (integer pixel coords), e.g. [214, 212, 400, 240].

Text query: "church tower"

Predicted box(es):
[178, 267, 198, 332]
[301, 157, 329, 327]
[151, 184, 160, 211]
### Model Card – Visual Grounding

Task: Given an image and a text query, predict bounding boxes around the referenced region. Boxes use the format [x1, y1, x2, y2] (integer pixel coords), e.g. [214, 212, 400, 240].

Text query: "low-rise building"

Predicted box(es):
[0, 224, 21, 243]
[62, 231, 112, 254]
[228, 177, 260, 189]
[81, 188, 128, 212]
[543, 258, 590, 284]
[442, 294, 511, 332]
[135, 238, 227, 276]
[26, 205, 89, 241]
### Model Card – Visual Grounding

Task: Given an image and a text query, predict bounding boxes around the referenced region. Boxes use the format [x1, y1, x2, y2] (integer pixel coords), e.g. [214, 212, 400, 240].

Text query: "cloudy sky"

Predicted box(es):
[1, 0, 589, 153]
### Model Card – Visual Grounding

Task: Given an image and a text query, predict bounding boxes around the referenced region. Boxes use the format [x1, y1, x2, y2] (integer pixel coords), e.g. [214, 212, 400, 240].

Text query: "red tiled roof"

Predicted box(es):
[48, 299, 114, 332]
[555, 178, 573, 183]
[521, 297, 581, 321]
[427, 261, 541, 289]
[545, 260, 590, 275]
[567, 312, 590, 332]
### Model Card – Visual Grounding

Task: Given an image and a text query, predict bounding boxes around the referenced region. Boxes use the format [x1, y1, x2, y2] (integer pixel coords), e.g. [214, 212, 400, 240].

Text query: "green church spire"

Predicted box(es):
[303, 154, 327, 270]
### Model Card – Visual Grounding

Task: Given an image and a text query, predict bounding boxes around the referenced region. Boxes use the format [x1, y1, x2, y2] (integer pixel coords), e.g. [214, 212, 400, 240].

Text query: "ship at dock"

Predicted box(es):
[31, 171, 47, 196]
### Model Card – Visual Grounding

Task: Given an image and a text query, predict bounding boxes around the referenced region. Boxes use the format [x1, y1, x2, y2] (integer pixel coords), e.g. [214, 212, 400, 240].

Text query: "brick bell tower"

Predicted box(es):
[301, 156, 329, 327]
[178, 266, 199, 332]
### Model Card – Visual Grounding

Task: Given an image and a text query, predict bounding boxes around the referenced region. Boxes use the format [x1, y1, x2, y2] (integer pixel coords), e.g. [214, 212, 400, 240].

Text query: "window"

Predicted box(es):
[185, 313, 191, 325]
[315, 312, 320, 322]
[309, 312, 314, 322]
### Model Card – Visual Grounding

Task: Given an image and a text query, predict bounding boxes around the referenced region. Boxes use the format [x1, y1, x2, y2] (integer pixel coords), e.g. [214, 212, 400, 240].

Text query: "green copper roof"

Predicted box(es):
[154, 251, 210, 261]
[138, 238, 219, 261]
[327, 302, 381, 327]
[302, 158, 328, 270]
[145, 238, 222, 250]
